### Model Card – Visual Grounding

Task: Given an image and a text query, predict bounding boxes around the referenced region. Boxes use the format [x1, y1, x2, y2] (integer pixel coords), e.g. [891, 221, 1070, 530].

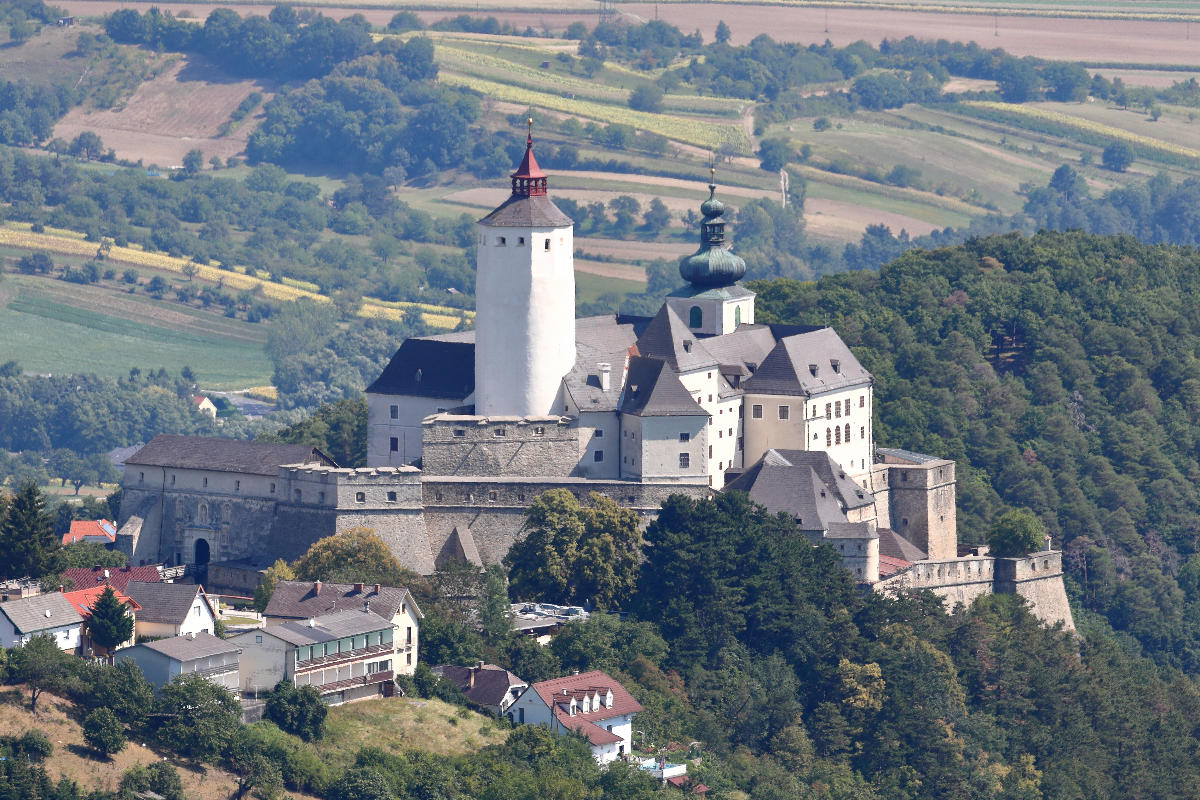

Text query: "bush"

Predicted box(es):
[12, 730, 52, 762]
[628, 84, 664, 113]
[1102, 140, 1134, 172]
[264, 681, 327, 741]
[813, 117, 832, 132]
[82, 707, 126, 758]
[987, 509, 1046, 557]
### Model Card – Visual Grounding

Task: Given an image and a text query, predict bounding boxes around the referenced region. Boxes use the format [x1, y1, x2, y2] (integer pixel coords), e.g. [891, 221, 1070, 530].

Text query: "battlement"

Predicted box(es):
[421, 414, 584, 478]
[279, 465, 423, 509]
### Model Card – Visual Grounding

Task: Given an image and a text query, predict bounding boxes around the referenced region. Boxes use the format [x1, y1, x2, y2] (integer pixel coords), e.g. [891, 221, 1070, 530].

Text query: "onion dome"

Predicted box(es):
[679, 172, 746, 288]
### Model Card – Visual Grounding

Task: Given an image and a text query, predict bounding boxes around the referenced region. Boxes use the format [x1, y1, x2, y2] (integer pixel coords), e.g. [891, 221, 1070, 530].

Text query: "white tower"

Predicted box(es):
[474, 128, 576, 417]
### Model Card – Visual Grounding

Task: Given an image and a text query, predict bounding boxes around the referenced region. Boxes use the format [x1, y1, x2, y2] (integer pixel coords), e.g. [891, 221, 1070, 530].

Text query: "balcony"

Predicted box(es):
[313, 670, 393, 694]
[186, 661, 239, 680]
[295, 641, 393, 672]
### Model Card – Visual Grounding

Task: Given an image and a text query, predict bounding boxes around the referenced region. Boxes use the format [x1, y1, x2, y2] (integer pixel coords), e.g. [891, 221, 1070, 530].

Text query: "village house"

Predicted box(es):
[433, 662, 527, 715]
[264, 580, 422, 675]
[506, 670, 643, 763]
[62, 564, 163, 593]
[0, 593, 83, 651]
[62, 585, 139, 656]
[116, 631, 241, 693]
[123, 581, 216, 640]
[231, 608, 398, 705]
[61, 519, 117, 546]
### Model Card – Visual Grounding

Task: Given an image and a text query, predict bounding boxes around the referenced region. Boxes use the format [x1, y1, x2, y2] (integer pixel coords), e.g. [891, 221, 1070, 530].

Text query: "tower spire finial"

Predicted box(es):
[511, 118, 547, 197]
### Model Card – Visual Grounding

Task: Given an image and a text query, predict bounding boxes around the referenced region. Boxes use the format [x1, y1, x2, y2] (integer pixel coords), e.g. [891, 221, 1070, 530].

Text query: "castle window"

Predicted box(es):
[139, 472, 144, 484]
[544, 238, 551, 250]
[719, 461, 723, 470]
[831, 359, 840, 374]
[387, 492, 397, 502]
[390, 437, 398, 452]
[845, 423, 850, 442]
[203, 477, 208, 487]
[197, 503, 208, 524]
[689, 306, 703, 328]
[835, 402, 841, 418]
[902, 471, 909, 481]
[778, 405, 789, 420]
[860, 395, 865, 408]
[718, 430, 723, 438]
[489, 491, 498, 501]
[728, 428, 733, 436]
[390, 405, 398, 419]
[594, 429, 603, 438]
[844, 398, 851, 415]
[435, 491, 443, 501]
[825, 403, 832, 419]
[518, 236, 526, 246]
[535, 426, 546, 436]
[679, 453, 690, 469]
[826, 428, 832, 447]
[170, 474, 176, 486]
[497, 236, 506, 245]
[355, 492, 365, 503]
[734, 306, 742, 325]
[235, 480, 240, 492]
[294, 489, 302, 502]
[494, 428, 507, 437]
[593, 450, 604, 462]
[708, 445, 713, 458]
[453, 429, 465, 437]
[902, 518, 908, 527]
[708, 394, 713, 402]
[835, 427, 841, 445]
[737, 436, 743, 450]
[752, 404, 762, 419]
[270, 483, 276, 494]
[860, 426, 865, 439]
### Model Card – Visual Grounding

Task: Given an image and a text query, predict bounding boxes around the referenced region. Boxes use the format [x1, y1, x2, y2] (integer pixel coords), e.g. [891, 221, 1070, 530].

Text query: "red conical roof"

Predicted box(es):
[511, 122, 547, 197]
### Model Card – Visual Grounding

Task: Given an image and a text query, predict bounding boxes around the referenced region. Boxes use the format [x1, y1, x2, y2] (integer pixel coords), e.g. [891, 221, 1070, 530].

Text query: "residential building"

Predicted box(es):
[231, 609, 398, 705]
[115, 631, 240, 693]
[507, 670, 643, 763]
[123, 581, 216, 639]
[62, 519, 117, 547]
[192, 395, 218, 419]
[62, 565, 163, 593]
[263, 580, 422, 675]
[0, 593, 83, 651]
[433, 662, 527, 715]
[62, 585, 139, 656]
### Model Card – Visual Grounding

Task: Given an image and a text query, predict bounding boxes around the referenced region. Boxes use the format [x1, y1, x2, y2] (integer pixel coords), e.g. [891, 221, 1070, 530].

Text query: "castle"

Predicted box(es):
[116, 135, 1073, 629]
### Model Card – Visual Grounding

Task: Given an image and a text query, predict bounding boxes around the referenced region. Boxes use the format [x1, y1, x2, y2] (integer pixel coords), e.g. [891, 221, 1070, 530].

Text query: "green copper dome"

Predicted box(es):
[679, 182, 746, 288]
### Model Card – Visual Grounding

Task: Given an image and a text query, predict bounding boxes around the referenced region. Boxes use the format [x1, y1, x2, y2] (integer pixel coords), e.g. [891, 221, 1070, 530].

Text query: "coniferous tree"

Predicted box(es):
[86, 586, 133, 652]
[0, 483, 58, 580]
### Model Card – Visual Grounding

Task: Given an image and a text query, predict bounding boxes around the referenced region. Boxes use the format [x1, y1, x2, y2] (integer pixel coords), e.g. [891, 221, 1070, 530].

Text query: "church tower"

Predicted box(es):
[474, 125, 576, 418]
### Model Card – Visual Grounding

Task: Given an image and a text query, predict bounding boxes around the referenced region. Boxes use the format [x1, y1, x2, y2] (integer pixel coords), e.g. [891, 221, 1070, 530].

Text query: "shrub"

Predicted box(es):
[82, 707, 126, 757]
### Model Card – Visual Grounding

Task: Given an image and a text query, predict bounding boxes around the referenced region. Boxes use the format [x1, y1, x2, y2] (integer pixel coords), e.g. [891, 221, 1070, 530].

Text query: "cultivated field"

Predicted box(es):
[53, 55, 270, 167]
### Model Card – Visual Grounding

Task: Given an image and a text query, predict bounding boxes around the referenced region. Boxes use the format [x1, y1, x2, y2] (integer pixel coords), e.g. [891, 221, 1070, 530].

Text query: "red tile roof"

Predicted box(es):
[61, 585, 140, 617]
[878, 555, 913, 578]
[528, 670, 643, 747]
[62, 520, 116, 546]
[62, 565, 162, 592]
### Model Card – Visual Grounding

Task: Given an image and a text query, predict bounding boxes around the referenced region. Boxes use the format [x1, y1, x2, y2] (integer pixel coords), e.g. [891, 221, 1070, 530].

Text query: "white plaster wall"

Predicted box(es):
[677, 368, 740, 488]
[575, 411, 620, 479]
[367, 393, 465, 467]
[393, 606, 420, 676]
[0, 618, 79, 651]
[722, 298, 753, 333]
[623, 415, 708, 482]
[230, 630, 289, 694]
[475, 223, 575, 417]
[743, 384, 872, 481]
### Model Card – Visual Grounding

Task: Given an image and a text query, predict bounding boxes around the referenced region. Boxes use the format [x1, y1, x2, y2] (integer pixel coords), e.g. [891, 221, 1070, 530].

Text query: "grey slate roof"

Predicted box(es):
[742, 328, 871, 396]
[701, 325, 778, 375]
[124, 582, 210, 625]
[619, 357, 707, 418]
[879, 529, 927, 561]
[667, 283, 756, 300]
[264, 580, 423, 621]
[366, 336, 476, 399]
[137, 631, 240, 662]
[434, 664, 527, 708]
[563, 316, 639, 412]
[263, 609, 393, 647]
[0, 593, 82, 634]
[125, 435, 335, 475]
[635, 304, 718, 373]
[478, 194, 573, 227]
[724, 449, 872, 530]
[826, 522, 877, 540]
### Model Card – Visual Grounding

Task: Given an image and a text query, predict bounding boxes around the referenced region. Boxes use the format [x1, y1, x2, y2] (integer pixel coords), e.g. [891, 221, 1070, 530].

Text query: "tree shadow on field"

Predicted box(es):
[0, 686, 23, 707]
[176, 53, 276, 92]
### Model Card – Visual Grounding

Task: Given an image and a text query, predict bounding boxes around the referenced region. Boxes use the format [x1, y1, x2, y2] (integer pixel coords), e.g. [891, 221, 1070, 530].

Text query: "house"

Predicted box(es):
[666, 776, 710, 796]
[62, 585, 140, 656]
[433, 662, 527, 715]
[115, 631, 240, 693]
[123, 581, 216, 640]
[62, 519, 118, 547]
[62, 565, 163, 593]
[0, 593, 83, 651]
[231, 608, 399, 705]
[192, 395, 218, 419]
[0, 579, 41, 601]
[507, 670, 643, 763]
[264, 580, 422, 675]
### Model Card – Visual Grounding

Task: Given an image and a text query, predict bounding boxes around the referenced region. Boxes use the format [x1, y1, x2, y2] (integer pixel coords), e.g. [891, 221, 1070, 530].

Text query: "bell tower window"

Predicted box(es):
[689, 306, 703, 328]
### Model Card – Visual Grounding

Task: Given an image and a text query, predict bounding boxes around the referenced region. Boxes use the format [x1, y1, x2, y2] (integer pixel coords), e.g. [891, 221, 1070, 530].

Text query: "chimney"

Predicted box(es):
[598, 362, 611, 392]
[354, 583, 364, 593]
[469, 664, 479, 690]
[363, 599, 370, 613]
[314, 580, 321, 596]
[103, 569, 110, 579]
[57, 585, 63, 593]
[373, 583, 381, 594]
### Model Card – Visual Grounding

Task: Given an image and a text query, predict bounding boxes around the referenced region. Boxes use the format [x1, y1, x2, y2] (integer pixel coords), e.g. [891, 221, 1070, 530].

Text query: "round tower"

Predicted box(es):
[474, 125, 576, 417]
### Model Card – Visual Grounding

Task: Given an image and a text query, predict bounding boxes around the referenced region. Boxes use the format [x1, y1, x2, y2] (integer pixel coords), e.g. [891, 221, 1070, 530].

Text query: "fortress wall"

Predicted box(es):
[877, 556, 995, 611]
[994, 552, 1076, 630]
[421, 416, 582, 477]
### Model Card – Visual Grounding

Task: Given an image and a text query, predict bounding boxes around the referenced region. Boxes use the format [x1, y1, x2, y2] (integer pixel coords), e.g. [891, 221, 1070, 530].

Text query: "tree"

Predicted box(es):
[263, 680, 327, 741]
[182, 148, 205, 175]
[73, 659, 154, 726]
[82, 707, 126, 758]
[292, 527, 422, 587]
[150, 673, 240, 760]
[758, 137, 794, 172]
[261, 397, 366, 466]
[504, 490, 641, 608]
[0, 483, 58, 581]
[9, 14, 33, 44]
[253, 558, 296, 612]
[69, 131, 105, 161]
[628, 84, 664, 113]
[119, 762, 184, 800]
[326, 767, 393, 800]
[987, 510, 1046, 557]
[1101, 140, 1134, 172]
[86, 586, 134, 653]
[642, 197, 672, 235]
[16, 253, 52, 274]
[996, 57, 1040, 103]
[8, 634, 78, 713]
[226, 728, 283, 800]
[715, 20, 732, 44]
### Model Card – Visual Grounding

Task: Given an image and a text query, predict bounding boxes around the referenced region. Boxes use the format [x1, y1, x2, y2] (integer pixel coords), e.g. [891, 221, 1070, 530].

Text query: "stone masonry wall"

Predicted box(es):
[994, 552, 1076, 630]
[421, 416, 583, 478]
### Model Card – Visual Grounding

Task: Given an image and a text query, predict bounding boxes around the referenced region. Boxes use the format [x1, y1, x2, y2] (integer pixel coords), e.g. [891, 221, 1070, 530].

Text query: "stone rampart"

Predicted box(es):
[421, 415, 583, 477]
[994, 552, 1076, 630]
[877, 555, 995, 611]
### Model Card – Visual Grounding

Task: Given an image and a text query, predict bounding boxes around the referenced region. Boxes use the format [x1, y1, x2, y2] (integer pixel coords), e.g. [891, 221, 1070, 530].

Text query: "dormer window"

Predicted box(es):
[831, 359, 841, 373]
[682, 340, 693, 353]
[809, 364, 818, 376]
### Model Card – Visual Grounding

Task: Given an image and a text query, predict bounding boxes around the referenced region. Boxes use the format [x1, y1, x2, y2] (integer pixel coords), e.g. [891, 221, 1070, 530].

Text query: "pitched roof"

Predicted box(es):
[62, 519, 116, 546]
[434, 664, 527, 707]
[62, 586, 140, 618]
[62, 565, 162, 593]
[724, 449, 873, 530]
[878, 529, 927, 562]
[562, 315, 639, 413]
[699, 324, 778, 375]
[635, 304, 717, 373]
[742, 328, 871, 396]
[366, 336, 476, 398]
[260, 608, 394, 647]
[0, 593, 82, 634]
[478, 193, 572, 228]
[123, 582, 209, 625]
[619, 357, 707, 418]
[137, 630, 240, 662]
[526, 670, 643, 747]
[264, 580, 423, 621]
[125, 435, 335, 475]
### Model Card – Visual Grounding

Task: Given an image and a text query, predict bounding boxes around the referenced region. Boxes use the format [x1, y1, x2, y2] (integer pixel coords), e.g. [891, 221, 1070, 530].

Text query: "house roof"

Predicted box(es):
[366, 336, 476, 399]
[264, 580, 423, 622]
[879, 529, 927, 562]
[124, 435, 335, 475]
[527, 670, 643, 747]
[123, 582, 209, 625]
[478, 193, 573, 228]
[619, 357, 707, 418]
[261, 608, 394, 647]
[0, 593, 82, 634]
[62, 519, 117, 546]
[635, 304, 718, 374]
[62, 565, 162, 593]
[742, 328, 871, 397]
[137, 631, 240, 662]
[878, 554, 913, 578]
[724, 449, 873, 530]
[434, 664, 527, 708]
[562, 316, 639, 413]
[62, 586, 140, 618]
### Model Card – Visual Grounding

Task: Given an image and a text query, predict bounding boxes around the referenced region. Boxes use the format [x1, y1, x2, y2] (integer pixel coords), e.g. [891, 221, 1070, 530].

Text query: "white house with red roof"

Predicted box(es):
[506, 670, 643, 763]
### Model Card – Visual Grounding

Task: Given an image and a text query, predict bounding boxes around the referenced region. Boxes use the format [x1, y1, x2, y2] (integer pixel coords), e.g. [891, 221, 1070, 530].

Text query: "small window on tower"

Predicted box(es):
[752, 404, 763, 419]
[453, 429, 465, 437]
[534, 426, 545, 436]
[355, 492, 365, 503]
[390, 437, 398, 452]
[544, 238, 551, 250]
[497, 236, 506, 245]
[518, 237, 526, 246]
[679, 433, 690, 442]
[390, 405, 398, 419]
[387, 491, 397, 502]
[494, 428, 507, 437]
[593, 450, 604, 462]
[679, 453, 690, 469]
